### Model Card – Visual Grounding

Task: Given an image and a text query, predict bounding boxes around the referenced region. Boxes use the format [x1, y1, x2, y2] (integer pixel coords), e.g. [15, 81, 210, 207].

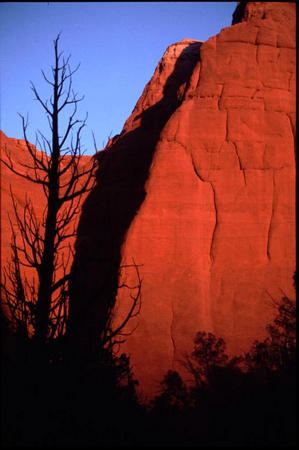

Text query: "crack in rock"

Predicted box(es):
[188, 150, 217, 265]
[266, 169, 275, 261]
[170, 299, 176, 368]
[232, 141, 247, 186]
[209, 183, 218, 264]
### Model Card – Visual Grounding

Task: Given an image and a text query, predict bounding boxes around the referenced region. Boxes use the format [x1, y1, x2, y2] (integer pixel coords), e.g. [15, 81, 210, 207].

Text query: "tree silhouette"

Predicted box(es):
[150, 292, 296, 446]
[100, 261, 143, 353]
[1, 34, 97, 360]
[180, 331, 228, 388]
[153, 370, 189, 412]
[245, 296, 296, 373]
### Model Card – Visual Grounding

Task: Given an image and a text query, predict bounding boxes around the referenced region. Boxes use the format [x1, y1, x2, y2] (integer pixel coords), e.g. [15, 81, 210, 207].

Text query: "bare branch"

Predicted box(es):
[103, 261, 142, 350]
[41, 69, 54, 86]
[2, 32, 99, 355]
[30, 82, 53, 116]
[1, 141, 49, 186]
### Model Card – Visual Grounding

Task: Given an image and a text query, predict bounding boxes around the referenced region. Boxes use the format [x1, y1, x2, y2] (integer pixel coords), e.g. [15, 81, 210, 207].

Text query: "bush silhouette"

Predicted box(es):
[246, 296, 296, 373]
[152, 370, 189, 413]
[151, 296, 296, 445]
[180, 331, 229, 388]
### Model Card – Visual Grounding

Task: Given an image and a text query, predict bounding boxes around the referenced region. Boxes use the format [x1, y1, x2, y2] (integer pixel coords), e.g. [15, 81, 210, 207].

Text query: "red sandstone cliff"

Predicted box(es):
[0, 131, 94, 321]
[69, 1, 296, 398]
[115, 1, 296, 397]
[1, 132, 46, 271]
[2, 1, 296, 400]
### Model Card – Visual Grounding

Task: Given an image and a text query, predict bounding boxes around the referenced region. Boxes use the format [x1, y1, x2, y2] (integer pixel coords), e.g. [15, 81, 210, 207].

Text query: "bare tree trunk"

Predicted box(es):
[1, 34, 96, 361]
[34, 44, 60, 348]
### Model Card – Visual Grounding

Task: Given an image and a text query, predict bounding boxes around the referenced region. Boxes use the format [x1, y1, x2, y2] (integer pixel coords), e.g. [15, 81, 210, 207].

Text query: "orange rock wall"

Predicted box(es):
[1, 133, 46, 272]
[114, 2, 296, 398]
[0, 131, 93, 321]
[3, 3, 295, 401]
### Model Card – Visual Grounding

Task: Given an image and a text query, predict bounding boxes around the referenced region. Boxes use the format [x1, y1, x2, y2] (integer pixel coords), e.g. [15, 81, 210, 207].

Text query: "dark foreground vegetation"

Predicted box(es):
[1, 295, 296, 447]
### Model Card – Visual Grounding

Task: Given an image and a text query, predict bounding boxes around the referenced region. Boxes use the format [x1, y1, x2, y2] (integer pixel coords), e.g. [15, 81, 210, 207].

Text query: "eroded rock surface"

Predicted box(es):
[70, 1, 296, 398]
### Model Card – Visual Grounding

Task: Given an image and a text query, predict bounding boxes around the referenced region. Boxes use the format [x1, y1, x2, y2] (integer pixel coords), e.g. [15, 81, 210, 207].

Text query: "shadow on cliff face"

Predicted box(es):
[232, 1, 248, 25]
[67, 42, 201, 359]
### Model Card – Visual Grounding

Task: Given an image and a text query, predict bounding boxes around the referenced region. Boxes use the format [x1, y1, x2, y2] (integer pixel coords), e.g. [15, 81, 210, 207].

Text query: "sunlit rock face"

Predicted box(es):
[70, 1, 296, 398]
[0, 131, 93, 318]
[1, 132, 46, 271]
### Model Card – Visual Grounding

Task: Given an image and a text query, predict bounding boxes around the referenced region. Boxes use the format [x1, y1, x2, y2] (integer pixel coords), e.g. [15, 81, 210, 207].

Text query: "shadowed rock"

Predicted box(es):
[68, 2, 297, 398]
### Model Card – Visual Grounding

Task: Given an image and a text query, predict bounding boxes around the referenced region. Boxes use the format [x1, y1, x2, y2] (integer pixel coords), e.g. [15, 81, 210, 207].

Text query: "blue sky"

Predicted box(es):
[0, 2, 237, 154]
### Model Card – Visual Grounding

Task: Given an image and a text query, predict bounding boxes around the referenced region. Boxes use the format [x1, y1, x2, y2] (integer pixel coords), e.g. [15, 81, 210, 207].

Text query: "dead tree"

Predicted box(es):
[102, 260, 142, 353]
[66, 253, 143, 366]
[1, 34, 96, 359]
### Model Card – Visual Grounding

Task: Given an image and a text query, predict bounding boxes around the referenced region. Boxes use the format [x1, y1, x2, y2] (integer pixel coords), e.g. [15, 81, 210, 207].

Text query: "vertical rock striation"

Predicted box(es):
[69, 2, 296, 398]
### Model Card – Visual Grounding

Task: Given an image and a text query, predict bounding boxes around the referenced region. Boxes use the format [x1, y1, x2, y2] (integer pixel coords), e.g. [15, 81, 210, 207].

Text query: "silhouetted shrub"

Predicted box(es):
[151, 296, 296, 446]
[151, 370, 189, 413]
[246, 296, 296, 374]
[180, 331, 229, 389]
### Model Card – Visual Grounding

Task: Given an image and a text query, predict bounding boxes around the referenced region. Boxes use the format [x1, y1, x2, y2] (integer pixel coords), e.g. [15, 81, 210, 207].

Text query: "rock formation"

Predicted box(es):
[69, 1, 295, 398]
[0, 131, 94, 322]
[2, 1, 296, 400]
[1, 132, 45, 269]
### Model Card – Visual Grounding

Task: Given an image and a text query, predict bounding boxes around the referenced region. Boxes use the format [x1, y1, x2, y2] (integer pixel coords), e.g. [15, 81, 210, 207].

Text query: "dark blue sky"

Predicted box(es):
[0, 2, 237, 154]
